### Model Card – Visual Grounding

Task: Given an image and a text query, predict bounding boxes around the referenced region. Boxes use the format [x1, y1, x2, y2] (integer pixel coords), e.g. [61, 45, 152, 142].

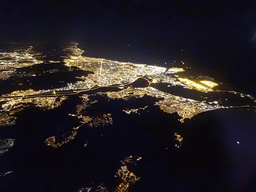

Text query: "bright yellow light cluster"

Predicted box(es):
[178, 78, 218, 92]
[174, 132, 183, 142]
[200, 80, 218, 88]
[0, 47, 43, 80]
[170, 67, 185, 72]
[114, 156, 141, 192]
[107, 86, 221, 123]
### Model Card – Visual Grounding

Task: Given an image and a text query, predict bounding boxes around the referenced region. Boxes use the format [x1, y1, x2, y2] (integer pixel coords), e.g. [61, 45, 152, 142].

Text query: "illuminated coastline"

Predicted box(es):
[0, 43, 256, 191]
